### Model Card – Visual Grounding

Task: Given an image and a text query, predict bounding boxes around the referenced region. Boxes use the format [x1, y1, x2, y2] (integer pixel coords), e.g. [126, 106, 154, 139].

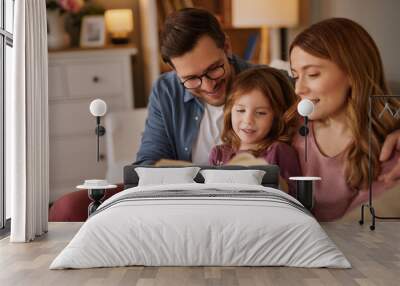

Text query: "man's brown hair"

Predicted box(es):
[160, 8, 226, 66]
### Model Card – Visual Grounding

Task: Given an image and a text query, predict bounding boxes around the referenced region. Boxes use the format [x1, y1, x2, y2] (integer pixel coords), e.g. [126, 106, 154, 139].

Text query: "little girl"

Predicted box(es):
[209, 66, 301, 194]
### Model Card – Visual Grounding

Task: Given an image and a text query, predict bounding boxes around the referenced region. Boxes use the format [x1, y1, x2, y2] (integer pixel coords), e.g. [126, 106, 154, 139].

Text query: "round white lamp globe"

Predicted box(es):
[297, 99, 314, 117]
[90, 99, 107, 117]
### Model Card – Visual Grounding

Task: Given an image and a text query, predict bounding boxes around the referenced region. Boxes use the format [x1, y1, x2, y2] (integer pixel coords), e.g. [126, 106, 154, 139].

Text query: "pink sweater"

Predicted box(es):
[292, 122, 400, 221]
[209, 142, 302, 194]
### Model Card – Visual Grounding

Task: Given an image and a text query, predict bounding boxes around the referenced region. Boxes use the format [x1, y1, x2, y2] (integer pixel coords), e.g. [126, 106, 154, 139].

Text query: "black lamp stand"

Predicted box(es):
[299, 116, 310, 162]
[95, 116, 106, 162]
[359, 95, 400, 230]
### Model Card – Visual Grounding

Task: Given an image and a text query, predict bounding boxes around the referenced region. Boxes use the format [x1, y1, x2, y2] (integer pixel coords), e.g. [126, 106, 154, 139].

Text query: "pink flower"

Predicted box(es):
[58, 0, 84, 13]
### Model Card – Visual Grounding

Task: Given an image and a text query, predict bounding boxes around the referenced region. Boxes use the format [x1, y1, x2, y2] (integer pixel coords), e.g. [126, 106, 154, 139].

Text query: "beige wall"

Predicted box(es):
[289, 0, 400, 93]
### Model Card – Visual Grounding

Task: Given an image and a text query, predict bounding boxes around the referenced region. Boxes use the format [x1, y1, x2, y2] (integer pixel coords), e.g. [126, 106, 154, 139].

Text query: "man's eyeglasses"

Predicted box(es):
[181, 63, 225, 89]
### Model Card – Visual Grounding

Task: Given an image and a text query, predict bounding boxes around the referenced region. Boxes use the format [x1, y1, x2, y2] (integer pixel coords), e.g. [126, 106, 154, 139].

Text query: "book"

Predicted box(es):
[155, 153, 267, 167]
[162, 0, 175, 16]
[155, 159, 194, 166]
[243, 32, 259, 62]
[172, 0, 184, 10]
[182, 0, 194, 8]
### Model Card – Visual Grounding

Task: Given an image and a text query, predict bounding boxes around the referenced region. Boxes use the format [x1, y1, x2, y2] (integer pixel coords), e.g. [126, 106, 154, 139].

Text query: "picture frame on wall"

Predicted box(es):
[80, 15, 106, 48]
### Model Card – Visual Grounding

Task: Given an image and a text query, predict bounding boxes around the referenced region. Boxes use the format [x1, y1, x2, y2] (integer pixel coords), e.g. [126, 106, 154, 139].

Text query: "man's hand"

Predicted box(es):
[378, 156, 400, 186]
[379, 129, 400, 161]
[378, 129, 400, 183]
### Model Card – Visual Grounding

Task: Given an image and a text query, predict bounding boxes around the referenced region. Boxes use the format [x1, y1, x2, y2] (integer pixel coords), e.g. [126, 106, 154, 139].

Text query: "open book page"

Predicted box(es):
[226, 153, 267, 166]
[154, 159, 194, 166]
[154, 153, 266, 167]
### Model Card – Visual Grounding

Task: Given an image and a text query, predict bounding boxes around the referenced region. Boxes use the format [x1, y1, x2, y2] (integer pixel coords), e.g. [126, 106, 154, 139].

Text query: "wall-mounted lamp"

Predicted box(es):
[90, 99, 107, 162]
[297, 99, 314, 162]
[105, 9, 134, 44]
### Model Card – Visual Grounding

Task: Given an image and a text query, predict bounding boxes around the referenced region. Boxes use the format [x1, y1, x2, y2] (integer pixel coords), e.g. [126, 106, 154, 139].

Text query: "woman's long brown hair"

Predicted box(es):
[221, 66, 298, 156]
[289, 18, 400, 189]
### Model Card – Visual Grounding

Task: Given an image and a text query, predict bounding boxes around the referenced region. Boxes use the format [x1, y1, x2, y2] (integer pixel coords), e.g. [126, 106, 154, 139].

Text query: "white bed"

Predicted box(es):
[50, 183, 351, 269]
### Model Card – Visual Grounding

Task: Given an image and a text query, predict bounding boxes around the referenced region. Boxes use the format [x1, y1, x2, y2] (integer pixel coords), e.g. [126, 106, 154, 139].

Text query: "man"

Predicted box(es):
[135, 8, 253, 165]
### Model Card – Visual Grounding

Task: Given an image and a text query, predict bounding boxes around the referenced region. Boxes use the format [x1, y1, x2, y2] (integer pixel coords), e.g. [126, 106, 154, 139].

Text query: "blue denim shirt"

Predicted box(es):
[135, 55, 253, 165]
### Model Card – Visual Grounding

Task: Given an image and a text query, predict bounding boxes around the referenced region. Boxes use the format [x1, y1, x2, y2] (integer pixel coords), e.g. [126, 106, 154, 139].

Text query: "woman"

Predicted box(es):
[289, 18, 400, 221]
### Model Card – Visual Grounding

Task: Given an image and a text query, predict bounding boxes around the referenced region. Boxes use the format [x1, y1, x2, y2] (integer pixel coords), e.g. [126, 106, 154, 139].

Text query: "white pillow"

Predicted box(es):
[200, 169, 266, 185]
[135, 167, 201, 186]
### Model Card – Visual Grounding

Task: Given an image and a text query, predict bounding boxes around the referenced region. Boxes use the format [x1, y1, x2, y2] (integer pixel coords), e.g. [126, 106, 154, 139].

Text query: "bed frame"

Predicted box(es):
[124, 165, 280, 189]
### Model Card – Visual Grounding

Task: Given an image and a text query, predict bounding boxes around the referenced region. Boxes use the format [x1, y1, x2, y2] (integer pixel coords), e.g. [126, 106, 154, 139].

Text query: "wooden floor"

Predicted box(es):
[0, 221, 399, 286]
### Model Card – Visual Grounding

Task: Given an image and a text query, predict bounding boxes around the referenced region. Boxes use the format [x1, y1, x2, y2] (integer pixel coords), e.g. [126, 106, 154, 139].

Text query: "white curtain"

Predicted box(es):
[8, 0, 49, 242]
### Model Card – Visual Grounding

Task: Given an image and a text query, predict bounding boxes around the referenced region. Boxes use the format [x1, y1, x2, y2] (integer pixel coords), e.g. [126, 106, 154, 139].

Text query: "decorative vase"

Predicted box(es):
[47, 10, 70, 50]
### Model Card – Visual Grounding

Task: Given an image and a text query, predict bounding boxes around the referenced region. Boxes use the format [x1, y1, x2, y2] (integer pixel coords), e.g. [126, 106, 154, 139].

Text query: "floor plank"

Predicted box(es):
[0, 222, 399, 286]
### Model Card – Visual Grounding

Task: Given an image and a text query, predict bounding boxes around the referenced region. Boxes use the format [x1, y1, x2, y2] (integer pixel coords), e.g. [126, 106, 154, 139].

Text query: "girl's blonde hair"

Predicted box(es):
[222, 66, 298, 156]
[289, 17, 400, 189]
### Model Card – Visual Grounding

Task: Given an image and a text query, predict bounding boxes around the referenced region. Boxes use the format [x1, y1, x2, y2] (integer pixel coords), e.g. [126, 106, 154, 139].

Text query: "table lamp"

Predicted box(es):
[105, 9, 134, 44]
[232, 0, 299, 64]
[89, 99, 107, 162]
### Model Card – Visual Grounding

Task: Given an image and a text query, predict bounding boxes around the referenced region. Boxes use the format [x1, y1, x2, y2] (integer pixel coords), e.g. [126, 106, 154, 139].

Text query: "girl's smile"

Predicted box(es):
[231, 89, 274, 150]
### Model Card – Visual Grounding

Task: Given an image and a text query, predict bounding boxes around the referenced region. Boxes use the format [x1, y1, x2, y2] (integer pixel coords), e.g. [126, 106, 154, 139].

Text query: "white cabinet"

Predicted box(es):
[48, 46, 137, 202]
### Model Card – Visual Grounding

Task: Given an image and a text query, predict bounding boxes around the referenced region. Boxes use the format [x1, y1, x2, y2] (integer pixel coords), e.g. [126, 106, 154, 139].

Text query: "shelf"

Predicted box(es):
[48, 43, 138, 53]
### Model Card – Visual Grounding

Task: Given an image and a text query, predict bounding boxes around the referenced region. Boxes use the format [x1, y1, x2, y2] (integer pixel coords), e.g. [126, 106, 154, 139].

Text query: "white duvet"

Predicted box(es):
[50, 183, 351, 269]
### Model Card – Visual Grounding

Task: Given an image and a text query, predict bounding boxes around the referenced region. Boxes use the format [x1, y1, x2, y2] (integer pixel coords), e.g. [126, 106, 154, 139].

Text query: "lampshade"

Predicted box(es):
[297, 99, 314, 117]
[90, 99, 107, 117]
[105, 9, 134, 43]
[232, 0, 299, 28]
